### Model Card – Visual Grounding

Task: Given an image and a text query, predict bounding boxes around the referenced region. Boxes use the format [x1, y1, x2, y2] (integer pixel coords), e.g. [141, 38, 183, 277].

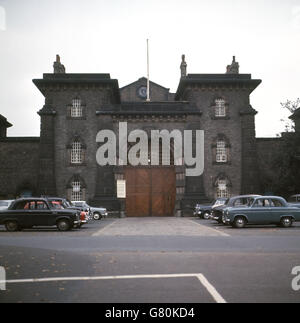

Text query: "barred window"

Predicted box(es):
[71, 141, 83, 164]
[71, 98, 82, 118]
[216, 141, 227, 163]
[217, 180, 229, 198]
[71, 181, 82, 201]
[215, 99, 226, 117]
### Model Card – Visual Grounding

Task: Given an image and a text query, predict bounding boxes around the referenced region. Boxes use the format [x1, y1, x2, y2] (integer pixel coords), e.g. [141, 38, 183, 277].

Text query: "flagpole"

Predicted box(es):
[146, 39, 150, 102]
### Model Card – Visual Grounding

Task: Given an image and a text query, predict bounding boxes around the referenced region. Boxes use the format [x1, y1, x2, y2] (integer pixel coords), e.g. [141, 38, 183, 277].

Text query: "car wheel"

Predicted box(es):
[280, 217, 293, 228]
[233, 217, 246, 228]
[203, 211, 211, 220]
[56, 219, 71, 231]
[93, 212, 102, 221]
[5, 221, 19, 232]
[217, 216, 223, 224]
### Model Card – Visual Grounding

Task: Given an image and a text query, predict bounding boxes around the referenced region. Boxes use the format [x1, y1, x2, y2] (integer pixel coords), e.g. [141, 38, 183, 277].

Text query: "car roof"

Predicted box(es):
[13, 197, 49, 202]
[229, 195, 261, 200]
[258, 196, 286, 199]
[46, 197, 66, 200]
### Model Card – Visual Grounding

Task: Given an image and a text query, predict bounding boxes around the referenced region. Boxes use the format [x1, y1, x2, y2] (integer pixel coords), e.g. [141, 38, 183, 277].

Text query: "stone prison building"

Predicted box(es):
[0, 55, 299, 216]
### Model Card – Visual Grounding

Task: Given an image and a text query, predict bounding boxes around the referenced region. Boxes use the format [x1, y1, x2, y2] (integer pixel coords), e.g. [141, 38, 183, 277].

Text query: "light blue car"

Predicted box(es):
[72, 201, 108, 220]
[223, 196, 300, 228]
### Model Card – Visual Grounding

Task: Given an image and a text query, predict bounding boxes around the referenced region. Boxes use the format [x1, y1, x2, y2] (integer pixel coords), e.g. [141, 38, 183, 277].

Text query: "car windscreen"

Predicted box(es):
[66, 199, 75, 207]
[215, 199, 226, 206]
[233, 198, 251, 207]
[74, 202, 83, 207]
[223, 198, 229, 205]
[49, 202, 64, 209]
[0, 201, 8, 207]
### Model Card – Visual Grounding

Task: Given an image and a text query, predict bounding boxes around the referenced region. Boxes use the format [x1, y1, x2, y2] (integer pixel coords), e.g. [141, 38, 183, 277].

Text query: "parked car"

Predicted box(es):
[211, 195, 261, 223]
[223, 196, 300, 228]
[287, 194, 300, 208]
[46, 197, 89, 226]
[0, 198, 80, 232]
[72, 201, 108, 220]
[194, 198, 227, 219]
[0, 200, 15, 211]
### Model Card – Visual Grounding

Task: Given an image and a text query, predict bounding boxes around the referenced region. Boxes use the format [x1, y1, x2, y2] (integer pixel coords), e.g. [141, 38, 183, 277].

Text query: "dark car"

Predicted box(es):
[223, 196, 300, 228]
[211, 195, 261, 223]
[194, 198, 227, 219]
[0, 198, 80, 232]
[46, 197, 89, 226]
[0, 200, 15, 211]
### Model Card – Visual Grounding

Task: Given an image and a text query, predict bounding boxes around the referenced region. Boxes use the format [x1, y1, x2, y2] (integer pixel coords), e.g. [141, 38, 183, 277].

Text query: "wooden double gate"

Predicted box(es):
[125, 167, 176, 217]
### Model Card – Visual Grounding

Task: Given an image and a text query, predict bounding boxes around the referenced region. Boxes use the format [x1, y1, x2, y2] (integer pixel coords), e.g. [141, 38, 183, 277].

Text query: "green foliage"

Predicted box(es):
[280, 98, 300, 132]
[265, 132, 300, 198]
[260, 99, 300, 197]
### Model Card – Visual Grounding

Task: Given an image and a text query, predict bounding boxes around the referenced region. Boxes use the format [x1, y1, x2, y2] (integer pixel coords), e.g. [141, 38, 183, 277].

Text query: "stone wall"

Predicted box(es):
[256, 137, 283, 194]
[179, 87, 248, 200]
[120, 78, 173, 102]
[0, 138, 40, 199]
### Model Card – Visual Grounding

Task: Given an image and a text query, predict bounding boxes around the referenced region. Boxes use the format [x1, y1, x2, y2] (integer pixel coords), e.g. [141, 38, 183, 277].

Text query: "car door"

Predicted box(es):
[5, 200, 28, 225]
[30, 201, 53, 226]
[268, 198, 287, 224]
[248, 198, 272, 224]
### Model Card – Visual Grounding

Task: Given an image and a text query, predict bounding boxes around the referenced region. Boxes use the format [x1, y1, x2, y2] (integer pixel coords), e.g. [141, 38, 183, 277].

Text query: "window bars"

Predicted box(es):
[71, 141, 83, 164]
[215, 99, 226, 117]
[216, 141, 227, 163]
[71, 181, 82, 201]
[71, 99, 82, 118]
[217, 180, 229, 198]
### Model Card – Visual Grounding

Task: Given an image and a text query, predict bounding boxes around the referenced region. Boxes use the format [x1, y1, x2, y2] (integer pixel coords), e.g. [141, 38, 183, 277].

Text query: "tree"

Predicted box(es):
[266, 99, 300, 197]
[280, 98, 300, 132]
[270, 132, 300, 197]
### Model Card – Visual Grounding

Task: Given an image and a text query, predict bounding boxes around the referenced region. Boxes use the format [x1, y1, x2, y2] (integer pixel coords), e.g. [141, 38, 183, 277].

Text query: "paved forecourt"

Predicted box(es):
[92, 217, 230, 237]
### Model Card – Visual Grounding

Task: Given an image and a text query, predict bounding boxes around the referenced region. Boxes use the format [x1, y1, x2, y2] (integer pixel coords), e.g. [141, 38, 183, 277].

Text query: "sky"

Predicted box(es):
[0, 0, 299, 137]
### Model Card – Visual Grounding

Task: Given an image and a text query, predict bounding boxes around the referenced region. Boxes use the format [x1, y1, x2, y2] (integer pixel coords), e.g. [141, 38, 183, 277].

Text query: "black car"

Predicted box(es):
[211, 195, 261, 224]
[0, 198, 80, 232]
[46, 197, 90, 225]
[194, 198, 227, 219]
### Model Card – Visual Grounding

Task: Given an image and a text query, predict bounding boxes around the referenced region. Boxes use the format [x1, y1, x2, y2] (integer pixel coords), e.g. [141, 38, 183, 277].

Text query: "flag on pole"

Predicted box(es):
[146, 39, 150, 102]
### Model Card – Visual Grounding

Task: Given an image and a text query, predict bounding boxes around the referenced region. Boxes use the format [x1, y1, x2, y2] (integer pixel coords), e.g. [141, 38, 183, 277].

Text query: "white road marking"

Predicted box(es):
[92, 220, 118, 237]
[191, 219, 230, 237]
[196, 274, 227, 303]
[0, 273, 226, 303]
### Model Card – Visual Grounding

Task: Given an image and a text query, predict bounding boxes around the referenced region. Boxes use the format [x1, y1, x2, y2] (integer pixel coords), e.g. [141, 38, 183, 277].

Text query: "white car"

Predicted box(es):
[72, 201, 108, 220]
[0, 200, 14, 211]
